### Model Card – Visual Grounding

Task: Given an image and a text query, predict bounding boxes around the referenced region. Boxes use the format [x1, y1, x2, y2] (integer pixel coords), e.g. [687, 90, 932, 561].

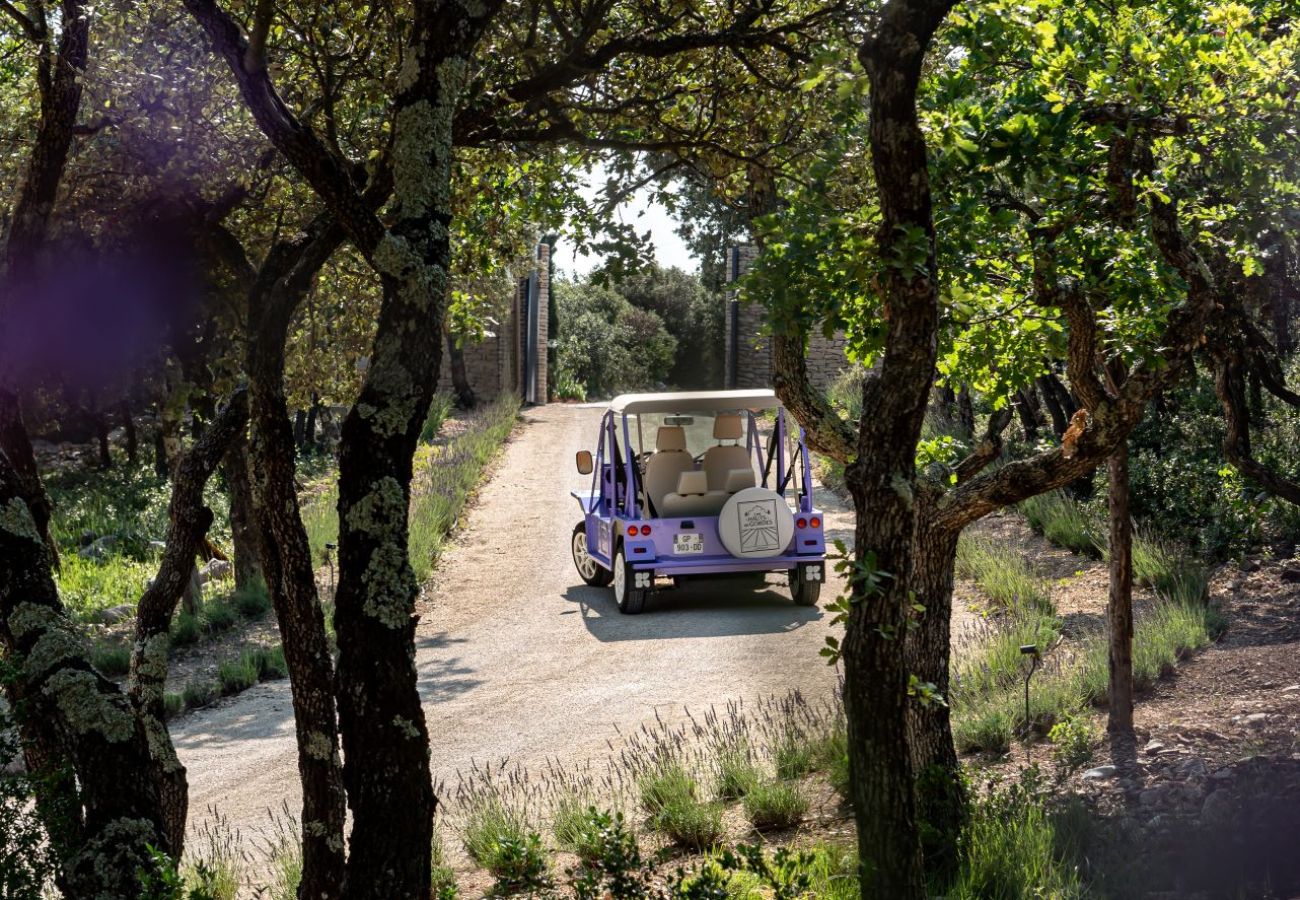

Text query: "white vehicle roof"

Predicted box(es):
[608, 389, 781, 414]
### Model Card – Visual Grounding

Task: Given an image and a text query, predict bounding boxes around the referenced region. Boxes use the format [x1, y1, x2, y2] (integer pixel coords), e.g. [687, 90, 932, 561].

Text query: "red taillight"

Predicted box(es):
[810, 517, 821, 528]
[641, 525, 652, 536]
[627, 525, 639, 537]
[796, 517, 808, 529]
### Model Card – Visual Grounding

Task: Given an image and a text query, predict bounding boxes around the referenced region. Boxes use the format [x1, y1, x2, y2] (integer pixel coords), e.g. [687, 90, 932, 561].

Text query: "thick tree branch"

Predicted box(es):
[771, 331, 857, 462]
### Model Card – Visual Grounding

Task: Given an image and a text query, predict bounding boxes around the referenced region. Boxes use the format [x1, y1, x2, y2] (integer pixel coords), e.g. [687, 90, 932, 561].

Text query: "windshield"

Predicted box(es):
[624, 412, 750, 458]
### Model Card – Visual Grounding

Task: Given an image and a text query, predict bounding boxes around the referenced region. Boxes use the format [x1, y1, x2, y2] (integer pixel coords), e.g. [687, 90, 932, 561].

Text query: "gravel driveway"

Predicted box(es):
[173, 402, 849, 838]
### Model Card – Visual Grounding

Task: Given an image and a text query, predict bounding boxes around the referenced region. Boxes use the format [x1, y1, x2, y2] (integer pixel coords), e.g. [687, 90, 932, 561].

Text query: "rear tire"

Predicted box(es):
[572, 523, 612, 587]
[613, 546, 647, 614]
[789, 564, 822, 607]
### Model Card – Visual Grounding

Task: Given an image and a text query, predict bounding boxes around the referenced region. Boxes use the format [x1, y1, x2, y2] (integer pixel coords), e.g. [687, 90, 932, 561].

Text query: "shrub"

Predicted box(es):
[638, 760, 698, 816]
[217, 654, 260, 696]
[956, 536, 1052, 614]
[486, 832, 550, 894]
[430, 825, 458, 899]
[231, 579, 272, 618]
[948, 777, 1084, 899]
[170, 611, 201, 647]
[653, 797, 724, 851]
[462, 796, 529, 869]
[185, 812, 243, 900]
[1048, 714, 1097, 773]
[773, 730, 816, 781]
[183, 680, 218, 710]
[203, 599, 238, 633]
[163, 692, 185, 720]
[554, 800, 612, 864]
[90, 641, 132, 677]
[261, 812, 302, 900]
[713, 741, 762, 800]
[1129, 528, 1208, 605]
[566, 811, 650, 900]
[420, 392, 454, 443]
[258, 645, 288, 680]
[743, 780, 809, 830]
[1019, 492, 1101, 557]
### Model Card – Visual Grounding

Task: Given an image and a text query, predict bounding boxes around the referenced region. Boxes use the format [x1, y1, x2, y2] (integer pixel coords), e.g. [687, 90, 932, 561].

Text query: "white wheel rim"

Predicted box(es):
[573, 531, 598, 580]
[613, 552, 626, 603]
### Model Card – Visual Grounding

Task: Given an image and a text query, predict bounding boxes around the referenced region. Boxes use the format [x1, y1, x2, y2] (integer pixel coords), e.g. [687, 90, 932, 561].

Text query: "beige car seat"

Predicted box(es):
[723, 468, 756, 493]
[660, 470, 729, 517]
[643, 426, 693, 515]
[703, 413, 752, 491]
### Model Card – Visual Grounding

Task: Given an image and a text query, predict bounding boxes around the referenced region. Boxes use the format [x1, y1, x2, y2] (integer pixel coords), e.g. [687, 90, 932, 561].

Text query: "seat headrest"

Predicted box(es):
[724, 468, 755, 493]
[713, 413, 743, 441]
[676, 470, 708, 495]
[655, 426, 687, 452]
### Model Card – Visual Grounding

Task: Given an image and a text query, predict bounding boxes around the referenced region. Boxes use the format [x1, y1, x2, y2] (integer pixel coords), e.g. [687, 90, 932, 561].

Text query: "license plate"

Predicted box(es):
[673, 532, 704, 555]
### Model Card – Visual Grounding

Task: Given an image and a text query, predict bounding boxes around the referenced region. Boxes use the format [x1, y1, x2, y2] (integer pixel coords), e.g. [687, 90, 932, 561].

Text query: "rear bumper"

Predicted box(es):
[631, 555, 824, 577]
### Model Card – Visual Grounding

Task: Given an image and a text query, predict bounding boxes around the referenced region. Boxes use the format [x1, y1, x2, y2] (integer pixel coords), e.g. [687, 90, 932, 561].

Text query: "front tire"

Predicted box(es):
[613, 546, 647, 614]
[789, 564, 822, 607]
[572, 523, 612, 587]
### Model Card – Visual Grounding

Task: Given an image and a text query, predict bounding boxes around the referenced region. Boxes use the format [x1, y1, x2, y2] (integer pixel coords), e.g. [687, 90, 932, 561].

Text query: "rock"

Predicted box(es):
[78, 530, 98, 547]
[1280, 565, 1300, 584]
[1173, 757, 1209, 779]
[1244, 713, 1270, 727]
[1139, 784, 1174, 807]
[1281, 684, 1300, 693]
[1144, 740, 1166, 754]
[199, 559, 233, 584]
[1200, 788, 1239, 827]
[1241, 558, 1261, 573]
[92, 604, 134, 625]
[77, 535, 118, 561]
[149, 541, 167, 553]
[1083, 765, 1118, 781]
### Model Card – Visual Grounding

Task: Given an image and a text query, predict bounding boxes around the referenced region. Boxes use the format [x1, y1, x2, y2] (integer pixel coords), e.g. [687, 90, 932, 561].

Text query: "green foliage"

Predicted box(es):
[552, 277, 678, 398]
[956, 535, 1053, 614]
[486, 832, 550, 894]
[420, 393, 454, 443]
[554, 800, 616, 864]
[712, 741, 761, 800]
[163, 692, 184, 720]
[430, 825, 459, 899]
[169, 611, 201, 647]
[1019, 492, 1101, 558]
[262, 814, 302, 900]
[568, 811, 651, 900]
[182, 680, 218, 711]
[218, 645, 289, 697]
[1048, 714, 1097, 773]
[652, 798, 725, 852]
[613, 264, 725, 390]
[638, 760, 698, 817]
[230, 578, 272, 619]
[90, 640, 132, 677]
[0, 710, 58, 899]
[772, 730, 816, 781]
[462, 796, 531, 870]
[202, 599, 238, 633]
[947, 775, 1085, 900]
[742, 780, 808, 830]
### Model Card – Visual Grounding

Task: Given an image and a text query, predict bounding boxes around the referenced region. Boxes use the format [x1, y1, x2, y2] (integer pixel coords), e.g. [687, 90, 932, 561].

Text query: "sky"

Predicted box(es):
[550, 169, 701, 278]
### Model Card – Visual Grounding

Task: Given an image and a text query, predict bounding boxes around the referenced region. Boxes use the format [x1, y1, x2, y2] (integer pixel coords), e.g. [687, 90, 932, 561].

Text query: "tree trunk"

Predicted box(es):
[129, 391, 248, 854]
[120, 400, 137, 464]
[843, 462, 928, 898]
[956, 387, 975, 438]
[906, 495, 965, 877]
[223, 430, 262, 593]
[153, 425, 169, 478]
[1107, 440, 1135, 734]
[0, 391, 59, 568]
[293, 408, 307, 448]
[1014, 387, 1043, 441]
[94, 405, 112, 470]
[304, 392, 320, 449]
[0, 453, 169, 895]
[248, 296, 349, 897]
[446, 330, 476, 408]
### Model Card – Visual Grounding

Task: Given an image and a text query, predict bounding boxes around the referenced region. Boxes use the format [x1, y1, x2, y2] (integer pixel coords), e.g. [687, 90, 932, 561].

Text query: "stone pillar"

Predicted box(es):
[725, 244, 771, 389]
[536, 242, 550, 403]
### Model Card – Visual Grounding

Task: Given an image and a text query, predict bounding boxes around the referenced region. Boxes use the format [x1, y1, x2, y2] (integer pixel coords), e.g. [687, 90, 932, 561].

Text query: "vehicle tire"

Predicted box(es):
[613, 546, 647, 614]
[572, 523, 612, 587]
[789, 564, 822, 607]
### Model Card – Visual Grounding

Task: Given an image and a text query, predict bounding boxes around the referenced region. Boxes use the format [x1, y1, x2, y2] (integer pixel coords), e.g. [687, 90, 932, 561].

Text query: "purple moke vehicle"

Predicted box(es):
[570, 389, 827, 614]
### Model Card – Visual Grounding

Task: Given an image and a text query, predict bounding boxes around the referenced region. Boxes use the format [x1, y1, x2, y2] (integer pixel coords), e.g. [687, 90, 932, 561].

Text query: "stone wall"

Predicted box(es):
[725, 244, 850, 391]
[435, 241, 550, 404]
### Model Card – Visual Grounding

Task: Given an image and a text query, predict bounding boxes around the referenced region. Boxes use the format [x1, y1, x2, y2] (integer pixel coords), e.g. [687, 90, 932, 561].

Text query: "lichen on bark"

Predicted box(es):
[43, 669, 137, 743]
[0, 497, 42, 544]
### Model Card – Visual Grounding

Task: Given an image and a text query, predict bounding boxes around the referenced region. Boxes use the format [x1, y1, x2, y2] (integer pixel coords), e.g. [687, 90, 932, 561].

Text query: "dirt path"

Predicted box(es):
[172, 403, 847, 840]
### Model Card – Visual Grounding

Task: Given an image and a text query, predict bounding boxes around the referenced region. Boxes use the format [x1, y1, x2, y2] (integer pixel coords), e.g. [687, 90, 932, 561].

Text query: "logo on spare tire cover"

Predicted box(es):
[737, 498, 780, 552]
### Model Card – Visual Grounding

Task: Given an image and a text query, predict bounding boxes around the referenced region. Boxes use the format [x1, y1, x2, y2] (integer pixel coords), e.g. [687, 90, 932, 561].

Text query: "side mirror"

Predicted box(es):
[576, 450, 594, 475]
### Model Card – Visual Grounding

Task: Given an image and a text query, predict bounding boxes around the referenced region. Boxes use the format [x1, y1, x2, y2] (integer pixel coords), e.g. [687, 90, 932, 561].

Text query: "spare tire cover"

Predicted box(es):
[717, 487, 796, 559]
